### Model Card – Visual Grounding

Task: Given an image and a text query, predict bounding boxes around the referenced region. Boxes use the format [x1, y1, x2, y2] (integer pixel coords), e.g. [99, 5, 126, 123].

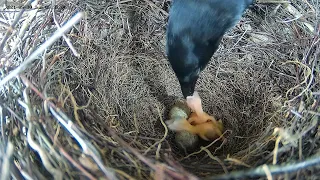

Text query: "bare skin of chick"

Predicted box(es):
[167, 116, 224, 141]
[186, 91, 216, 124]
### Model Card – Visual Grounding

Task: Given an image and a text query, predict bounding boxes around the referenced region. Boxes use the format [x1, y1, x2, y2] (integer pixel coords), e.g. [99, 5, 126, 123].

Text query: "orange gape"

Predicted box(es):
[167, 92, 224, 141]
[167, 113, 224, 141]
[186, 91, 216, 124]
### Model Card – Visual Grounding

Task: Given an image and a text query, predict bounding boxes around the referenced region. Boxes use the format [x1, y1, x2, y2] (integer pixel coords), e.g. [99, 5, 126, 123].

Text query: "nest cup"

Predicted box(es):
[0, 0, 319, 179]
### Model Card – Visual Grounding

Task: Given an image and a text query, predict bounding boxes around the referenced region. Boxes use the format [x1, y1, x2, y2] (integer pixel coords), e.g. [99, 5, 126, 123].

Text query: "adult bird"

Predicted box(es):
[166, 0, 254, 123]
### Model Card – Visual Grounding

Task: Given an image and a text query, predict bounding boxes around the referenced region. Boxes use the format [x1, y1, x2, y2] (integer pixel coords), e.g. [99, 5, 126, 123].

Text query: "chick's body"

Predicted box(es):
[169, 101, 191, 119]
[175, 130, 199, 150]
[168, 102, 199, 149]
[167, 114, 224, 141]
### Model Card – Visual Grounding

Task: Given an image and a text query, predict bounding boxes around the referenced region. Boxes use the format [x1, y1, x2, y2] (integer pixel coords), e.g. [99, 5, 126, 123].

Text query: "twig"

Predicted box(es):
[143, 104, 168, 159]
[284, 60, 313, 105]
[205, 153, 320, 180]
[90, 111, 199, 180]
[1, 141, 14, 180]
[0, 105, 5, 142]
[52, 4, 80, 57]
[20, 87, 63, 180]
[0, 0, 34, 55]
[180, 130, 230, 161]
[225, 154, 251, 168]
[273, 133, 281, 165]
[19, 75, 117, 180]
[0, 19, 10, 28]
[0, 12, 84, 87]
[113, 169, 136, 180]
[202, 148, 228, 174]
[49, 106, 117, 180]
[6, 2, 38, 59]
[262, 165, 273, 180]
[58, 80, 92, 129]
[123, 150, 142, 178]
[255, 0, 290, 4]
[143, 0, 169, 16]
[58, 147, 97, 180]
[107, 125, 158, 170]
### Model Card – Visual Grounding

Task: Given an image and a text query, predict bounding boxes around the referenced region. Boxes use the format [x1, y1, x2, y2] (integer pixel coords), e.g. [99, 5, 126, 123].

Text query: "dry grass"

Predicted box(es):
[0, 0, 319, 179]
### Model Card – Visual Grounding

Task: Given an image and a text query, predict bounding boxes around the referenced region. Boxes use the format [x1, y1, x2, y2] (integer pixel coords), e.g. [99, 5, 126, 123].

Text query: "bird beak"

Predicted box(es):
[179, 78, 198, 99]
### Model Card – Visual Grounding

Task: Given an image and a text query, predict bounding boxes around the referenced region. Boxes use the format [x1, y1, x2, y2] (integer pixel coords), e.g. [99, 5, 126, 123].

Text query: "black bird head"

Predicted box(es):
[177, 66, 200, 99]
[166, 33, 203, 99]
[166, 0, 254, 99]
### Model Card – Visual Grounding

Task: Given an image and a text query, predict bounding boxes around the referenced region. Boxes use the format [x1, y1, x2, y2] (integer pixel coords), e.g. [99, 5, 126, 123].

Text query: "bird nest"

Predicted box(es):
[0, 0, 319, 179]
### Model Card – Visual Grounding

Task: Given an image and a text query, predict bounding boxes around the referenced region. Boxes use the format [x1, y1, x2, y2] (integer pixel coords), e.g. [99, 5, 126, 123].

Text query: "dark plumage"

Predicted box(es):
[166, 0, 254, 98]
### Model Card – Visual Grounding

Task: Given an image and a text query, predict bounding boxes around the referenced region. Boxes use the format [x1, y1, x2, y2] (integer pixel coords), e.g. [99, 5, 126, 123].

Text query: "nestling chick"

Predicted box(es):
[167, 101, 199, 149]
[167, 115, 224, 141]
[187, 91, 216, 124]
[169, 100, 191, 119]
[175, 130, 199, 150]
